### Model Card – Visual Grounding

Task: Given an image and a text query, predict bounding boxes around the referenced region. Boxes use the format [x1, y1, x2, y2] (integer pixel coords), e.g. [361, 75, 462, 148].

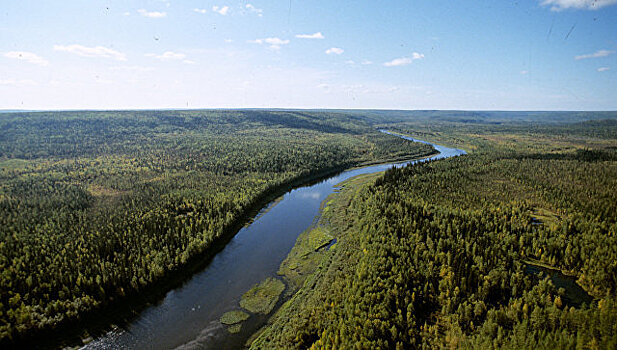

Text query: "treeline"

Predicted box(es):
[0, 110, 435, 344]
[251, 122, 617, 349]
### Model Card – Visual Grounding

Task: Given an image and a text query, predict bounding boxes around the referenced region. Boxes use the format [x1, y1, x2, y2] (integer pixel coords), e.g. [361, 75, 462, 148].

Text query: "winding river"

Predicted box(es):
[85, 132, 466, 350]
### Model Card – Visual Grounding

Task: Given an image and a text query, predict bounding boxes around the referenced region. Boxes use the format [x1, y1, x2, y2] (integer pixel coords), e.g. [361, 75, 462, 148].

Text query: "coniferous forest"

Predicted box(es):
[2, 110, 617, 349]
[0, 110, 434, 345]
[4, 1, 617, 348]
[250, 114, 617, 349]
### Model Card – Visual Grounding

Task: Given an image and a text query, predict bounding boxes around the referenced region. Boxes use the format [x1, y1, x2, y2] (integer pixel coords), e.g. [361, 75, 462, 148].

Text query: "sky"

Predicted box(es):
[1, 0, 616, 111]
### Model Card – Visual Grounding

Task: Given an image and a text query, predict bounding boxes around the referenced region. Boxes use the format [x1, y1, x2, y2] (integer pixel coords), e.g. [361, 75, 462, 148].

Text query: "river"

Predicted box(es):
[84, 131, 466, 350]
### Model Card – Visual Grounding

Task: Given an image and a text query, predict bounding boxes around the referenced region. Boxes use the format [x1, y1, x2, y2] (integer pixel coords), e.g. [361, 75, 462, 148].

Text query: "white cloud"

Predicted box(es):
[193, 8, 207, 14]
[212, 6, 230, 15]
[575, 49, 613, 60]
[3, 51, 49, 66]
[137, 9, 167, 18]
[361, 59, 373, 65]
[183, 60, 196, 64]
[249, 37, 290, 50]
[53, 44, 127, 61]
[325, 47, 344, 55]
[110, 65, 154, 72]
[520, 70, 529, 75]
[0, 79, 37, 86]
[345, 60, 355, 65]
[295, 32, 324, 39]
[384, 57, 412, 67]
[246, 4, 263, 16]
[94, 76, 114, 84]
[540, 0, 617, 11]
[123, 12, 131, 16]
[384, 53, 424, 67]
[146, 51, 187, 60]
[598, 67, 610, 72]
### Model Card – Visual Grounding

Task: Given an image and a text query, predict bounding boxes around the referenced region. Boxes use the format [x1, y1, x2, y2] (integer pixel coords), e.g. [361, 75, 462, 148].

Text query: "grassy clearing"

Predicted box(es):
[240, 278, 285, 314]
[530, 207, 561, 225]
[220, 310, 250, 325]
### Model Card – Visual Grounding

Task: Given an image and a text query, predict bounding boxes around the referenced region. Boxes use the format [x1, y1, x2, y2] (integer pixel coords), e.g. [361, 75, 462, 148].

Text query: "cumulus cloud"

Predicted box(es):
[137, 9, 167, 18]
[325, 47, 344, 55]
[249, 37, 290, 50]
[574, 49, 613, 60]
[145, 51, 188, 61]
[212, 6, 229, 15]
[295, 32, 324, 39]
[193, 8, 207, 14]
[3, 51, 49, 66]
[245, 4, 263, 16]
[384, 53, 424, 67]
[598, 67, 610, 72]
[540, 0, 617, 10]
[54, 44, 127, 61]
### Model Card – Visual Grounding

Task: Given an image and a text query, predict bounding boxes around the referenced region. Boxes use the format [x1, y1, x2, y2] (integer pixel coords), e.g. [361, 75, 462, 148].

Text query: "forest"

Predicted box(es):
[0, 110, 435, 345]
[251, 115, 617, 349]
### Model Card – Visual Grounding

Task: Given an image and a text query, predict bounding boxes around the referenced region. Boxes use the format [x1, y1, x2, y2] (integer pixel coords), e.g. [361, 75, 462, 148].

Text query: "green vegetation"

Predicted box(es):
[0, 110, 435, 344]
[250, 117, 617, 349]
[278, 226, 334, 290]
[220, 310, 250, 325]
[228, 324, 242, 334]
[240, 278, 286, 314]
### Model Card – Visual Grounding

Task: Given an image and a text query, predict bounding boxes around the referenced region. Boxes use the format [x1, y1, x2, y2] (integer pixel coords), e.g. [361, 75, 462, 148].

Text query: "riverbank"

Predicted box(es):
[249, 171, 383, 348]
[245, 136, 466, 348]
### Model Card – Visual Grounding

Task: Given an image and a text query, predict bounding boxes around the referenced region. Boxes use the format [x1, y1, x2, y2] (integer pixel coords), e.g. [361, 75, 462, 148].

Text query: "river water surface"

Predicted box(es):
[85, 132, 466, 350]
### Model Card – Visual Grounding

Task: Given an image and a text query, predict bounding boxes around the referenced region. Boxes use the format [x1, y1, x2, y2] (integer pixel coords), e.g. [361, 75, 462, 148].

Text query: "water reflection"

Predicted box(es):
[524, 264, 593, 308]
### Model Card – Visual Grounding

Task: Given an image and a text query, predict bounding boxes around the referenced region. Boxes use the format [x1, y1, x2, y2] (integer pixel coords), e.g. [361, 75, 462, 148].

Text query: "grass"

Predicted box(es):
[531, 207, 561, 225]
[228, 324, 242, 334]
[278, 226, 333, 290]
[240, 278, 285, 314]
[220, 310, 250, 325]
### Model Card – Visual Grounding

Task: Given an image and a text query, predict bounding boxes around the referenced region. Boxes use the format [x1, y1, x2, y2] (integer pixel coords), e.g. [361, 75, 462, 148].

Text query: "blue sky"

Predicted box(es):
[1, 0, 616, 110]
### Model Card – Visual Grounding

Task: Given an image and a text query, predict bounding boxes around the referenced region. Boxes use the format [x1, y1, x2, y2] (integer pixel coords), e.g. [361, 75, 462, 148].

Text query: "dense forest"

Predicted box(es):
[0, 110, 435, 345]
[251, 117, 617, 349]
